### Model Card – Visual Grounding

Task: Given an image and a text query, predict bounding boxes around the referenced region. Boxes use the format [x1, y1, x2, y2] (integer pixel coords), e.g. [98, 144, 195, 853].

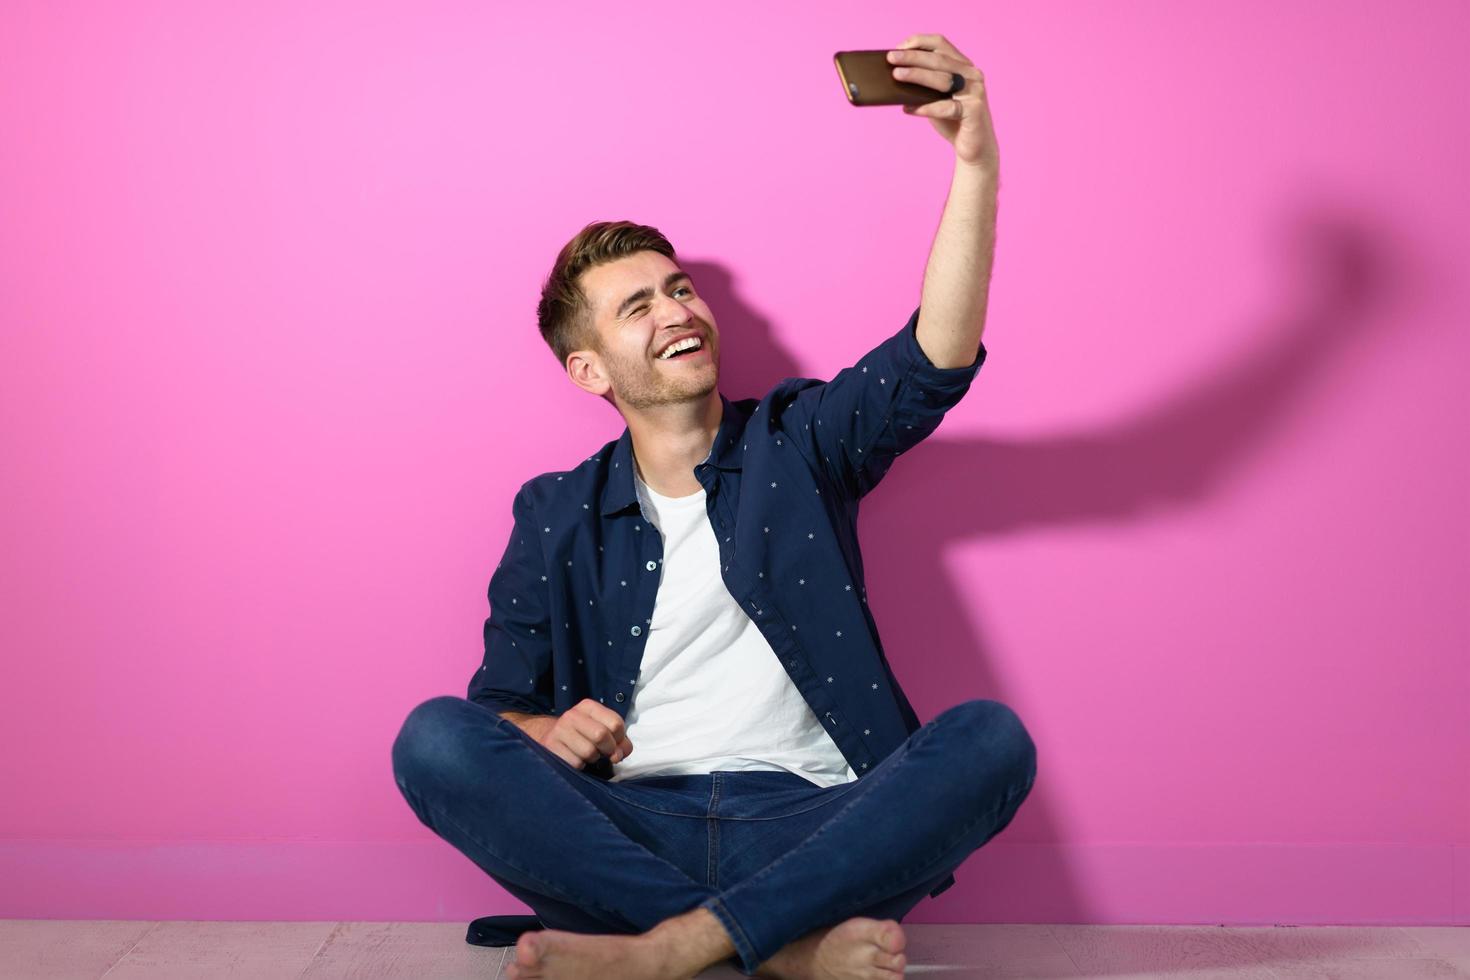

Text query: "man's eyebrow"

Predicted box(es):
[615, 271, 692, 319]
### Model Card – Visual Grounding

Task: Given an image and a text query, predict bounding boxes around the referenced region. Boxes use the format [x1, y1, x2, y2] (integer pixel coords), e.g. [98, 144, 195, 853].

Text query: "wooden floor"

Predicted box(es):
[2, 921, 1467, 978]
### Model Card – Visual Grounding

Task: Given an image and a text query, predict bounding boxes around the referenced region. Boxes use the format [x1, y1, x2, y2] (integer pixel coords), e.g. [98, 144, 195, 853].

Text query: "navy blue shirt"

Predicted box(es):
[468, 304, 985, 896]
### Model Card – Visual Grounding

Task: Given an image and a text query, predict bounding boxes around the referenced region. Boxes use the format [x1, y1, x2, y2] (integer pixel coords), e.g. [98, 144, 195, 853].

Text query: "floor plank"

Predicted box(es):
[1398, 928, 1470, 979]
[301, 922, 504, 979]
[867, 924, 1081, 978]
[96, 921, 336, 979]
[0, 920, 156, 980]
[1049, 924, 1467, 979]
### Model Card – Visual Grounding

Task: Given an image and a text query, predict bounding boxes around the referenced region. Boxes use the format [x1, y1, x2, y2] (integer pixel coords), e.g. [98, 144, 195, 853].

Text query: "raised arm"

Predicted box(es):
[887, 31, 1000, 368]
[914, 161, 998, 369]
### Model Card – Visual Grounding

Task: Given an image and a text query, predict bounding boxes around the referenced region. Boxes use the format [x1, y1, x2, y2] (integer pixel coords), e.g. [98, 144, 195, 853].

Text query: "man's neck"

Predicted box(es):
[627, 390, 723, 498]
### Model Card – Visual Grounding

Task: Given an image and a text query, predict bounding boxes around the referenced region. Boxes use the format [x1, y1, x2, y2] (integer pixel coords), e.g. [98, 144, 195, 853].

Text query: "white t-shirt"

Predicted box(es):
[609, 468, 857, 788]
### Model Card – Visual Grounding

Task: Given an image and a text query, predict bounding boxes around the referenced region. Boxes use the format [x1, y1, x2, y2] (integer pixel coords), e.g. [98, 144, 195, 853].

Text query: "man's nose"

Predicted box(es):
[649, 292, 694, 322]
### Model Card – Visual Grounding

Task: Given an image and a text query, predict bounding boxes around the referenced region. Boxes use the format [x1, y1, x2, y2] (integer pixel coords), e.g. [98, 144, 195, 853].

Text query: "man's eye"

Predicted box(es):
[630, 287, 692, 318]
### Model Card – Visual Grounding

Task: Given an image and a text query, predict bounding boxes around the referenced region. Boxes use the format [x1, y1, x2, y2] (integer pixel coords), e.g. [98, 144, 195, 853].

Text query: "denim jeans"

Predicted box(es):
[391, 696, 1036, 976]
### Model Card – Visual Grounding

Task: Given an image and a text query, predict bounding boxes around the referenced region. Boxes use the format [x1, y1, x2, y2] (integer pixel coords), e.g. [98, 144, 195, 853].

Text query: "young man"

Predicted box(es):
[392, 33, 1035, 980]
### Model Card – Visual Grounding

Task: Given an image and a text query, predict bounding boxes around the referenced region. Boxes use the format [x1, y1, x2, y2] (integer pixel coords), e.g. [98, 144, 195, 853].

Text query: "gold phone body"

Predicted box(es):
[833, 49, 948, 107]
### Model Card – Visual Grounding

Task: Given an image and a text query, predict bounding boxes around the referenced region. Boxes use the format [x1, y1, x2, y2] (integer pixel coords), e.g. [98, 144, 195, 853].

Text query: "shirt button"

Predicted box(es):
[645, 560, 657, 571]
[630, 625, 642, 636]
[615, 692, 625, 702]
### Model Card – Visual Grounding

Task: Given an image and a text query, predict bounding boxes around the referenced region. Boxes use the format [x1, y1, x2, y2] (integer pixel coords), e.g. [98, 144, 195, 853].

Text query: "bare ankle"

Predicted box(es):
[646, 906, 738, 976]
[755, 926, 826, 980]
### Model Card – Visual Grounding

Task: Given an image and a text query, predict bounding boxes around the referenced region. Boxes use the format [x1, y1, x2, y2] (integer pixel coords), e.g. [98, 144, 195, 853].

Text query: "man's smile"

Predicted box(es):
[655, 336, 708, 361]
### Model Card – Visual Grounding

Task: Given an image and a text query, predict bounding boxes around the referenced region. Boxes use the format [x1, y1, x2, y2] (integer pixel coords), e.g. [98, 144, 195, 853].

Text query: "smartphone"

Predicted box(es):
[833, 49, 949, 107]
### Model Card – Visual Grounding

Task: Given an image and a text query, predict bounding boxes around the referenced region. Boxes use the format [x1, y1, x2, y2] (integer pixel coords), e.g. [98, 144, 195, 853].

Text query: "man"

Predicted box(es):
[392, 33, 1035, 980]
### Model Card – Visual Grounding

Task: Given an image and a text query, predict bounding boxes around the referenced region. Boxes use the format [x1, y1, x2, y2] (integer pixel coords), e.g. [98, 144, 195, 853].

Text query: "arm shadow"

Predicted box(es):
[682, 201, 1416, 919]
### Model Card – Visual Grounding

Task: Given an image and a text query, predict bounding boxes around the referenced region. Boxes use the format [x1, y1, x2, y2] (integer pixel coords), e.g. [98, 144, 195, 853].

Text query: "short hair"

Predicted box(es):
[536, 220, 678, 368]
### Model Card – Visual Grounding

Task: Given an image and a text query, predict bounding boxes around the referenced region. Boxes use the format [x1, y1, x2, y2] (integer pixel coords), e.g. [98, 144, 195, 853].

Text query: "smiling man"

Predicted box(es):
[562, 251, 727, 503]
[392, 33, 1036, 980]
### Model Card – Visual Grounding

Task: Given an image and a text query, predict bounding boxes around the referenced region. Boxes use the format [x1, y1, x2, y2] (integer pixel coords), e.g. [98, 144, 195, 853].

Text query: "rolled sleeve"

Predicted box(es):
[467, 484, 554, 716]
[780, 305, 985, 499]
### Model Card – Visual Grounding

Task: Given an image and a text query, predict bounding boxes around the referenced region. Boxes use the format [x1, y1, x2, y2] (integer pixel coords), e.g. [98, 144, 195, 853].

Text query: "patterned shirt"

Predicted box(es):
[468, 304, 986, 897]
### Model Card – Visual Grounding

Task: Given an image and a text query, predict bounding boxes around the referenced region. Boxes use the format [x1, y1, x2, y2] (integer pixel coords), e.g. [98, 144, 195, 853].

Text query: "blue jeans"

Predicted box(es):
[391, 696, 1036, 976]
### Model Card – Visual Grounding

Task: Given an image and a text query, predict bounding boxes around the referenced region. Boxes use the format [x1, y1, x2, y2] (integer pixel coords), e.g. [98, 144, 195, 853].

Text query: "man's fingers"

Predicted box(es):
[560, 698, 634, 764]
[574, 698, 633, 760]
[555, 725, 600, 765]
[568, 719, 611, 761]
[579, 698, 629, 741]
[567, 710, 633, 763]
[601, 727, 634, 761]
[593, 726, 622, 761]
[889, 47, 968, 74]
[901, 32, 966, 63]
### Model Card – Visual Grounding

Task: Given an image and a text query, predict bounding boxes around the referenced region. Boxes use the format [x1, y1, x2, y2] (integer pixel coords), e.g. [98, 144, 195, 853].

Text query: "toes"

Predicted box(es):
[512, 933, 544, 975]
[872, 919, 905, 953]
[876, 950, 907, 973]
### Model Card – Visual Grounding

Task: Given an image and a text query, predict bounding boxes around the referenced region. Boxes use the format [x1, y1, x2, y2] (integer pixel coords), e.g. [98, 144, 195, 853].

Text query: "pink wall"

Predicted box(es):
[2, 0, 1466, 924]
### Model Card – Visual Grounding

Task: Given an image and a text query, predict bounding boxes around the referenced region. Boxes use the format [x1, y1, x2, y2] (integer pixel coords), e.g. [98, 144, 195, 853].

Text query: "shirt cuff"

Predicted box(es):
[896, 305, 987, 389]
[469, 691, 552, 717]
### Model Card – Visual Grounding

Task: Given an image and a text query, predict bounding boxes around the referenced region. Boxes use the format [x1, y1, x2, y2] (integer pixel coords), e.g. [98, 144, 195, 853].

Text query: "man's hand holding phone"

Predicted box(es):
[835, 33, 997, 173]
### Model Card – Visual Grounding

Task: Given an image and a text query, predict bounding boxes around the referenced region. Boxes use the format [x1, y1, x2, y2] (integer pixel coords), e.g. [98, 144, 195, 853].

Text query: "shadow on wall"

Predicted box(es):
[684, 201, 1412, 923]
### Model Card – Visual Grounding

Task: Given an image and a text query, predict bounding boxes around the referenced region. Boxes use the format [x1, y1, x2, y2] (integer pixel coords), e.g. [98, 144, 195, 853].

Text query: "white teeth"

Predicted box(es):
[658, 337, 702, 359]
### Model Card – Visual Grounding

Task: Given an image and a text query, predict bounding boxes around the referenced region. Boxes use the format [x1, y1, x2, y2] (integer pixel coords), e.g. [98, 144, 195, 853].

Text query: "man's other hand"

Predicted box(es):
[537, 699, 635, 771]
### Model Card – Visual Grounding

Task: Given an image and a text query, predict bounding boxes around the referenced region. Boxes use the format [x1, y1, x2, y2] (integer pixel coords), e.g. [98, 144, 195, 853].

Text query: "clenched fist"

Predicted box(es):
[535, 699, 635, 771]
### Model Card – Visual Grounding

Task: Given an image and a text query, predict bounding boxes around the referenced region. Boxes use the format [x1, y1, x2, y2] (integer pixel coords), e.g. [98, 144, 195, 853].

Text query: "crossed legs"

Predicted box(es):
[391, 697, 1036, 976]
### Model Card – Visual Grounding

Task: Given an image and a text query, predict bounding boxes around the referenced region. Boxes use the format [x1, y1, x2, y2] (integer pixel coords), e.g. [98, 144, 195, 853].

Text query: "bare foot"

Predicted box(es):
[756, 917, 908, 980]
[505, 928, 672, 980]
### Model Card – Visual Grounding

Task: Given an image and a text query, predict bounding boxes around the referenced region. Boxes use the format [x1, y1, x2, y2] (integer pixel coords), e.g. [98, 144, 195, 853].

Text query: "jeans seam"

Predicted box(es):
[702, 895, 758, 974]
[713, 793, 850, 821]
[600, 778, 840, 819]
[708, 773, 722, 887]
[595, 793, 719, 818]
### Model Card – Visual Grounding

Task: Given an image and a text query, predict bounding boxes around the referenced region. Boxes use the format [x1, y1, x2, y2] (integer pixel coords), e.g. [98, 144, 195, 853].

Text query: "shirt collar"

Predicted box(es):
[599, 392, 747, 517]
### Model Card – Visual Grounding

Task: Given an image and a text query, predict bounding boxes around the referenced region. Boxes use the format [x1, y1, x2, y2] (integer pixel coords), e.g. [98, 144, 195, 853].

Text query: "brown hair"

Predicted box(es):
[537, 220, 678, 368]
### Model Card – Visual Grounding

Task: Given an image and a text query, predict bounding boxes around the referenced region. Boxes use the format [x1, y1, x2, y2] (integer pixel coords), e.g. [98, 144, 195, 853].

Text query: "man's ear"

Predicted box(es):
[566, 350, 612, 399]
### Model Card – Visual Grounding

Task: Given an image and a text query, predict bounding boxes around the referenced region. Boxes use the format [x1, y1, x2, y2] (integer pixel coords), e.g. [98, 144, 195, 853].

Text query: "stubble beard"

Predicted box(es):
[612, 348, 718, 412]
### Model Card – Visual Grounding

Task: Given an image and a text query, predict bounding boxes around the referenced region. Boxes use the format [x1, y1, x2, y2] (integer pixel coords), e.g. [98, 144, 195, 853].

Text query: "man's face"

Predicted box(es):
[571, 251, 720, 412]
